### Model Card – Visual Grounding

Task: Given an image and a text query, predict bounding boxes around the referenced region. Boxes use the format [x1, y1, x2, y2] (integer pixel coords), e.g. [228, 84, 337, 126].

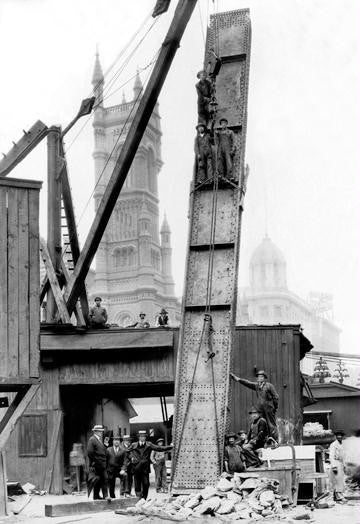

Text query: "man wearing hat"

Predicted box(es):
[195, 70, 212, 127]
[128, 430, 173, 499]
[120, 434, 133, 497]
[194, 123, 214, 183]
[128, 312, 150, 329]
[87, 425, 109, 500]
[328, 430, 346, 502]
[215, 118, 236, 179]
[150, 437, 168, 493]
[89, 297, 108, 328]
[224, 433, 246, 474]
[242, 407, 268, 468]
[230, 369, 279, 442]
[106, 435, 128, 498]
[156, 308, 169, 327]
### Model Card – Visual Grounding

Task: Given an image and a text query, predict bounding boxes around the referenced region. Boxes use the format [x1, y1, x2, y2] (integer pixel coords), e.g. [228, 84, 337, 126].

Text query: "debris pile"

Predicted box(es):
[117, 473, 300, 521]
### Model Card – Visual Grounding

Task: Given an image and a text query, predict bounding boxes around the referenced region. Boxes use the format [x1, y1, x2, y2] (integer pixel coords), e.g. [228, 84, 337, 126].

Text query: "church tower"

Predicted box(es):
[90, 52, 179, 327]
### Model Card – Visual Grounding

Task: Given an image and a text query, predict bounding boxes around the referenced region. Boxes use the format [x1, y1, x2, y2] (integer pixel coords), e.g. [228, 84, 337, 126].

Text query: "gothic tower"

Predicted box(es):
[90, 53, 179, 327]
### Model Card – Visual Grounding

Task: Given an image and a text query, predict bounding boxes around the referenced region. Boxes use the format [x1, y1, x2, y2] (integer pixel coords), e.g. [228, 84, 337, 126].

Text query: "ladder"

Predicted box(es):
[171, 9, 251, 492]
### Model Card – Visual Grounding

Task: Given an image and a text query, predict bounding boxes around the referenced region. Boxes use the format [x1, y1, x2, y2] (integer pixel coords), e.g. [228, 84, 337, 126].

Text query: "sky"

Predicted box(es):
[0, 0, 359, 355]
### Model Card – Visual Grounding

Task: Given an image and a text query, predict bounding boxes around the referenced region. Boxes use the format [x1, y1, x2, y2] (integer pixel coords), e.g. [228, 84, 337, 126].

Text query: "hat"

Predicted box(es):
[196, 123, 207, 131]
[334, 429, 345, 436]
[197, 70, 206, 79]
[156, 438, 165, 444]
[113, 435, 121, 440]
[237, 430, 247, 435]
[226, 433, 237, 439]
[248, 406, 260, 414]
[123, 434, 131, 439]
[256, 370, 268, 379]
[94, 296, 102, 301]
[138, 430, 147, 435]
[139, 312, 146, 317]
[219, 117, 228, 125]
[160, 308, 168, 314]
[92, 424, 105, 432]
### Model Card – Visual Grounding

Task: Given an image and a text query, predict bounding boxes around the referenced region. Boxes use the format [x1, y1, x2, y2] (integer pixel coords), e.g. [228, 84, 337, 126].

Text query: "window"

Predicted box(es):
[19, 414, 47, 456]
[274, 305, 282, 318]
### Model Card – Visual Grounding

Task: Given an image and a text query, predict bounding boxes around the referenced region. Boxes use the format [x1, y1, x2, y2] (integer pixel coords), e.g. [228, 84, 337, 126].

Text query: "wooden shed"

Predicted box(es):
[230, 325, 312, 443]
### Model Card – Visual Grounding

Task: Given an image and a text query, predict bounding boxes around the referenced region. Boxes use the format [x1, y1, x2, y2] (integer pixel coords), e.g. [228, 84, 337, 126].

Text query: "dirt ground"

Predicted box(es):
[1, 494, 359, 524]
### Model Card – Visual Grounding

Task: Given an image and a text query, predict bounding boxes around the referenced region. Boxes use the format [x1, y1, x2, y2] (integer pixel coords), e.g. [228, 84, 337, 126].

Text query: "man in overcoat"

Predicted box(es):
[106, 435, 128, 498]
[127, 430, 172, 499]
[120, 434, 133, 496]
[230, 369, 279, 441]
[87, 424, 109, 500]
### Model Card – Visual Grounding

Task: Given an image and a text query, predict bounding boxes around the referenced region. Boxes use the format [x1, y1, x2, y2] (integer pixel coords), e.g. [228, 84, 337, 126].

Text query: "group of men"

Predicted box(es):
[195, 69, 236, 183]
[88, 297, 169, 329]
[87, 426, 172, 500]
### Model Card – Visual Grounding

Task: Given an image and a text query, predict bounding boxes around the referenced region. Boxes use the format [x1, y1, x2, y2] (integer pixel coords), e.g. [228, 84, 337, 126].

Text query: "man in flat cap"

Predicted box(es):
[194, 123, 214, 184]
[89, 297, 108, 328]
[195, 70, 213, 127]
[230, 369, 279, 442]
[128, 430, 172, 499]
[242, 407, 268, 468]
[106, 434, 128, 498]
[329, 430, 346, 502]
[87, 425, 109, 500]
[150, 437, 168, 493]
[224, 433, 246, 474]
[215, 118, 236, 179]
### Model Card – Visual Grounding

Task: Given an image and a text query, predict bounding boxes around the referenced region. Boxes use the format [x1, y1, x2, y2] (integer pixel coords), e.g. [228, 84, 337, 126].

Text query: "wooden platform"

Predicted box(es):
[44, 496, 137, 517]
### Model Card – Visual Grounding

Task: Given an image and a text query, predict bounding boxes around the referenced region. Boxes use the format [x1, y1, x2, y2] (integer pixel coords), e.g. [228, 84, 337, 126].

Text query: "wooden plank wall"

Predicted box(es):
[0, 178, 42, 379]
[230, 326, 302, 443]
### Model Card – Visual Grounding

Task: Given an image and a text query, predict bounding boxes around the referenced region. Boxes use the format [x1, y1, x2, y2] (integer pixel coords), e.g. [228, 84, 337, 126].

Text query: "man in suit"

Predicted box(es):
[86, 424, 109, 500]
[128, 430, 172, 499]
[230, 369, 279, 441]
[106, 435, 128, 498]
[120, 434, 133, 497]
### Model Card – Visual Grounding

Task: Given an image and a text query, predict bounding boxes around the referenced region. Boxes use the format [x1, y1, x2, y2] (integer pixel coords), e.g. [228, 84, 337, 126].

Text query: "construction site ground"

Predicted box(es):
[2, 490, 359, 524]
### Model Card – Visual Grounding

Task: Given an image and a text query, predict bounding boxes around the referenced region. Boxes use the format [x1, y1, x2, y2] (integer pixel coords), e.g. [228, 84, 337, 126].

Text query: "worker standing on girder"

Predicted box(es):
[194, 123, 214, 183]
[195, 70, 213, 128]
[215, 118, 236, 179]
[230, 369, 279, 442]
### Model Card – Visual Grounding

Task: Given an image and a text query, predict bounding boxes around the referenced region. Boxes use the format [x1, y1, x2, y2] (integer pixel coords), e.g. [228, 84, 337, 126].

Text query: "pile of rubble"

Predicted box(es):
[117, 473, 311, 521]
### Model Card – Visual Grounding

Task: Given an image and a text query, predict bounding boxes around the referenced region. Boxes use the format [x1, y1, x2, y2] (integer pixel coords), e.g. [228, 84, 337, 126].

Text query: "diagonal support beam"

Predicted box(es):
[64, 0, 198, 315]
[39, 239, 71, 324]
[0, 384, 40, 450]
[0, 121, 48, 177]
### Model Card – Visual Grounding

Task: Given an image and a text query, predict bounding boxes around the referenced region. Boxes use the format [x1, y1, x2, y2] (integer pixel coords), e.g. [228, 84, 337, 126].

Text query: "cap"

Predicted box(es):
[113, 435, 121, 440]
[196, 123, 207, 131]
[226, 433, 237, 439]
[94, 296, 102, 301]
[139, 312, 146, 317]
[92, 424, 105, 432]
[123, 434, 131, 439]
[160, 308, 168, 314]
[256, 370, 268, 379]
[219, 117, 228, 125]
[138, 430, 147, 435]
[248, 406, 260, 414]
[334, 429, 345, 436]
[197, 70, 206, 79]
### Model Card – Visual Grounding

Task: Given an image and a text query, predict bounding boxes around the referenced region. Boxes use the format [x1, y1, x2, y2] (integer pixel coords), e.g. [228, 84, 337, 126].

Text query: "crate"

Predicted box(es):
[247, 465, 301, 505]
[260, 445, 316, 477]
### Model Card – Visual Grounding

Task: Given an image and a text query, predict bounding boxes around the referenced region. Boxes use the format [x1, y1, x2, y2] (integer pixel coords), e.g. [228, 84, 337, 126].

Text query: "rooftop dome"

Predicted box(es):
[250, 235, 286, 266]
[249, 235, 287, 290]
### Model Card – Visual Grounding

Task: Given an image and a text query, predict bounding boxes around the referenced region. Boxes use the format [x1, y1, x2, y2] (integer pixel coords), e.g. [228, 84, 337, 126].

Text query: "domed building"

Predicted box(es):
[238, 235, 341, 355]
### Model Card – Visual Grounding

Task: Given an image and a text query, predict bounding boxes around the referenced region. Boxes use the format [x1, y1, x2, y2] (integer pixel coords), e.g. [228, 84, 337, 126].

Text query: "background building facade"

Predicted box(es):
[88, 53, 180, 326]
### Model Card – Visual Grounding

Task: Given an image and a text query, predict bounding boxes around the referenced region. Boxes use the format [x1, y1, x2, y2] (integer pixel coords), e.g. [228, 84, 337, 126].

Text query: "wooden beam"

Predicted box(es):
[0, 384, 40, 450]
[59, 140, 89, 320]
[44, 497, 138, 517]
[39, 239, 71, 324]
[64, 0, 198, 314]
[0, 121, 48, 177]
[61, 261, 86, 326]
[43, 411, 62, 493]
[0, 387, 28, 435]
